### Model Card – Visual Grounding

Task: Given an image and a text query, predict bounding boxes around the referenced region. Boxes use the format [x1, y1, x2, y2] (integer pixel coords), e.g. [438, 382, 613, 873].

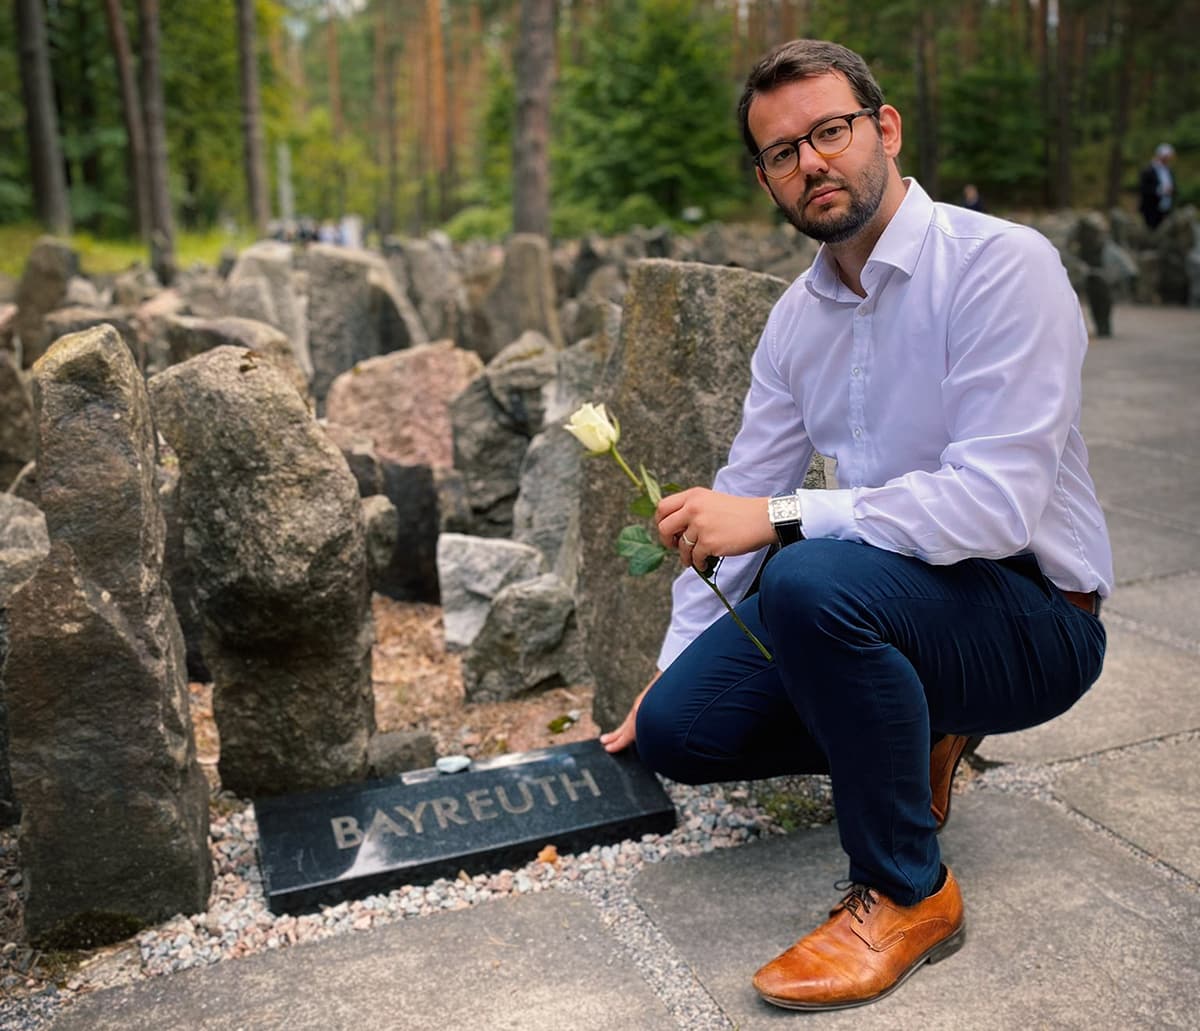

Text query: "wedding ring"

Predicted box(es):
[681, 532, 697, 547]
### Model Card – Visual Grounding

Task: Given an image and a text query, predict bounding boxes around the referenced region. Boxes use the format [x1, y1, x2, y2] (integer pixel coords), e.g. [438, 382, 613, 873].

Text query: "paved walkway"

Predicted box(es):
[49, 304, 1200, 1030]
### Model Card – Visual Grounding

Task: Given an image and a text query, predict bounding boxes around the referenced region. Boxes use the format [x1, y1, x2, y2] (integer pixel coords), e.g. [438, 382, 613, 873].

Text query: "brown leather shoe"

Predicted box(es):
[930, 734, 983, 831]
[753, 867, 966, 1011]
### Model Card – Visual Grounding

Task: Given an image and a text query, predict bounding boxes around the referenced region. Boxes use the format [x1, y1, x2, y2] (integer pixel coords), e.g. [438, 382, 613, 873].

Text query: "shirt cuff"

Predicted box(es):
[799, 487, 858, 541]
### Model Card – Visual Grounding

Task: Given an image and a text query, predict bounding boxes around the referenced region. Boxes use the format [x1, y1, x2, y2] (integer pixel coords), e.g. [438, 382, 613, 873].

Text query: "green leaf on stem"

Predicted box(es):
[640, 464, 663, 506]
[616, 524, 668, 576]
[629, 493, 656, 518]
[662, 482, 684, 494]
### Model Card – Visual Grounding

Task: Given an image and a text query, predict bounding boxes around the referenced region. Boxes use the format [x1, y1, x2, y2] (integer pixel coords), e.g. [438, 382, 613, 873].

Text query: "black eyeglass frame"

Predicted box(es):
[754, 108, 878, 179]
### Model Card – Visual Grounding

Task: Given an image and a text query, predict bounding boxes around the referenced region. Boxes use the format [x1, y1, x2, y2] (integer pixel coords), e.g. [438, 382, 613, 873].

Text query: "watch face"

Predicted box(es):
[770, 494, 800, 524]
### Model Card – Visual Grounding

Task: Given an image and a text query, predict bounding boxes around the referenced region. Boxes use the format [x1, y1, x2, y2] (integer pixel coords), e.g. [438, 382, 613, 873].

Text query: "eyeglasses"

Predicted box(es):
[754, 108, 877, 180]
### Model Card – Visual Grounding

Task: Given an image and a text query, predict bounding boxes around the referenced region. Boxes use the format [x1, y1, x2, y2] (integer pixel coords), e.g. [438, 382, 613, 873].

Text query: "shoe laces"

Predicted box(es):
[832, 880, 877, 924]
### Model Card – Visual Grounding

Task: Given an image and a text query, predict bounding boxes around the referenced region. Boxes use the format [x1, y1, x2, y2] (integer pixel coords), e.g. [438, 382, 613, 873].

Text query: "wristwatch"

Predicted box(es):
[768, 490, 804, 547]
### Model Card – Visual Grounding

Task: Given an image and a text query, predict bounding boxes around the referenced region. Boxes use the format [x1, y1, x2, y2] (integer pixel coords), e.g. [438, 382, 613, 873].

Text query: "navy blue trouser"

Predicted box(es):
[636, 539, 1106, 906]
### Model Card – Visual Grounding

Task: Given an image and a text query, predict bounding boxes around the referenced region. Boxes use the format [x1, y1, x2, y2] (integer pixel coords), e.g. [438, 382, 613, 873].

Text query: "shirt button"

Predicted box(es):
[852, 367, 861, 377]
[853, 427, 863, 438]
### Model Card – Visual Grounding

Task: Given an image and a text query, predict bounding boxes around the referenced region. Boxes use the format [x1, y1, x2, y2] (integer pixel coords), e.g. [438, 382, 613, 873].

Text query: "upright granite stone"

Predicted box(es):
[576, 260, 789, 730]
[450, 376, 530, 537]
[14, 237, 78, 367]
[0, 351, 35, 488]
[306, 245, 427, 404]
[4, 325, 211, 947]
[227, 240, 311, 378]
[149, 346, 375, 797]
[324, 341, 482, 467]
[463, 574, 592, 703]
[484, 331, 558, 437]
[404, 235, 468, 343]
[436, 534, 545, 651]
[476, 234, 564, 360]
[164, 315, 310, 403]
[512, 423, 585, 593]
[324, 341, 482, 602]
[39, 306, 138, 363]
[0, 493, 50, 828]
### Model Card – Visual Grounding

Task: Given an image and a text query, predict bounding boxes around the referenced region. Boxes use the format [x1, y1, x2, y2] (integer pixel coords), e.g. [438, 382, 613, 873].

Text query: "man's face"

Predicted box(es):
[748, 73, 897, 244]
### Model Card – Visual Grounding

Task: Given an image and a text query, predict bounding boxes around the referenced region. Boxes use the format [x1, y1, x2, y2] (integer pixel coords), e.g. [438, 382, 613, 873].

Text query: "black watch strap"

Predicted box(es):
[769, 491, 804, 547]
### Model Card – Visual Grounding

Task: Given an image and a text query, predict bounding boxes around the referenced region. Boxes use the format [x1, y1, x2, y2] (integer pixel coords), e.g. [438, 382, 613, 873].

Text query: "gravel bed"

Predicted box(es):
[0, 772, 835, 1031]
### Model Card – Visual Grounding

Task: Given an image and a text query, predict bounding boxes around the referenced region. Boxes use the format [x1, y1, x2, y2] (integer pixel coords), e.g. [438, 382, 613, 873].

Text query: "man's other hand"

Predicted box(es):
[599, 671, 661, 753]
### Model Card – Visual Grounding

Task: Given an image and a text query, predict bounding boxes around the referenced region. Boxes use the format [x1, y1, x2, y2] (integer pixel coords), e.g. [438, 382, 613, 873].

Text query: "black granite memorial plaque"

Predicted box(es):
[254, 739, 677, 914]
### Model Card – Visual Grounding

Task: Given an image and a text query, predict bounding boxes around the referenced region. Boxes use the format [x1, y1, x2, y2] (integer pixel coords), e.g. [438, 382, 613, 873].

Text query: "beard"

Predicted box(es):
[769, 140, 889, 244]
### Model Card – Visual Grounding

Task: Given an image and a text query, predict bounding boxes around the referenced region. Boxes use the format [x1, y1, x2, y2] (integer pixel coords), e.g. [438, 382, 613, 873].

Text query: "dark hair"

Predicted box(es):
[737, 40, 886, 157]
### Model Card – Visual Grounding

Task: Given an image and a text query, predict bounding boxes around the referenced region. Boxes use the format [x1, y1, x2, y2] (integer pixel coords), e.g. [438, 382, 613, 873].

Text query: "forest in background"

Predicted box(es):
[2, 0, 1197, 274]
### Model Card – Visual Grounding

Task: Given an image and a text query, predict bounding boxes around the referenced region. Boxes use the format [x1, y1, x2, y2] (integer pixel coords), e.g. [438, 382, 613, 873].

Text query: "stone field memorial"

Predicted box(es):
[254, 739, 677, 913]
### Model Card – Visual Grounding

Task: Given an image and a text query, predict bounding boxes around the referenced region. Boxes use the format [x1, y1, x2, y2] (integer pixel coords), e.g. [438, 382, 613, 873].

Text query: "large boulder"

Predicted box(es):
[0, 351, 35, 489]
[0, 493, 50, 828]
[324, 341, 483, 602]
[462, 574, 591, 702]
[484, 331, 558, 437]
[149, 345, 375, 797]
[38, 306, 138, 364]
[5, 325, 211, 947]
[306, 244, 427, 404]
[226, 241, 310, 375]
[436, 533, 544, 651]
[0, 303, 17, 353]
[397, 234, 468, 343]
[512, 423, 585, 593]
[164, 314, 310, 403]
[325, 340, 482, 467]
[14, 237, 78, 366]
[450, 376, 529, 537]
[576, 260, 790, 730]
[0, 493, 48, 605]
[473, 234, 564, 360]
[132, 288, 186, 375]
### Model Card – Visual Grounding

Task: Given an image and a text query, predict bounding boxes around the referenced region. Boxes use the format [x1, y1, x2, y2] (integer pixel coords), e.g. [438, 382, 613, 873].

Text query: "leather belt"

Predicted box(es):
[1061, 589, 1101, 616]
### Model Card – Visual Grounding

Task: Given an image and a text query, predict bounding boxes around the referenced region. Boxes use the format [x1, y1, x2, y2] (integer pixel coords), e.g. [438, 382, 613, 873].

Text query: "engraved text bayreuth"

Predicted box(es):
[330, 768, 603, 850]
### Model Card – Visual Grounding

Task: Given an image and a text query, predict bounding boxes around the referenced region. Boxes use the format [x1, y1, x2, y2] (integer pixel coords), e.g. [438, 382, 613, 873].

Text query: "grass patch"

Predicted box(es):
[0, 223, 256, 279]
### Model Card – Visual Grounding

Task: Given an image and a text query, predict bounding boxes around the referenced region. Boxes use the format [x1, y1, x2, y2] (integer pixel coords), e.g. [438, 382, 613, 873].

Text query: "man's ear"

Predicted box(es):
[755, 164, 772, 197]
[878, 104, 903, 159]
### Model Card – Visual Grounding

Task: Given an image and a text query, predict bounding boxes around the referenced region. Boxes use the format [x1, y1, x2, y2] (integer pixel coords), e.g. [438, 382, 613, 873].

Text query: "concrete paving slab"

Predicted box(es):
[630, 792, 1200, 1030]
[1106, 571, 1200, 647]
[1087, 441, 1193, 504]
[47, 891, 675, 1031]
[979, 624, 1200, 764]
[1096, 507, 1199, 584]
[1054, 737, 1200, 881]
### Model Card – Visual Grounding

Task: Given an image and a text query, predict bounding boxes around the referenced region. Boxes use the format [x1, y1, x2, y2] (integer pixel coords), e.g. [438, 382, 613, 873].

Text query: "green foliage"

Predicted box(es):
[940, 59, 1046, 207]
[441, 203, 511, 243]
[615, 524, 668, 577]
[0, 222, 254, 278]
[553, 0, 746, 232]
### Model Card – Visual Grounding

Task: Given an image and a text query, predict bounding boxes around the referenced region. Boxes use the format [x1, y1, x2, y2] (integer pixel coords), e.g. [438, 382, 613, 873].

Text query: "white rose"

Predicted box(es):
[565, 402, 619, 454]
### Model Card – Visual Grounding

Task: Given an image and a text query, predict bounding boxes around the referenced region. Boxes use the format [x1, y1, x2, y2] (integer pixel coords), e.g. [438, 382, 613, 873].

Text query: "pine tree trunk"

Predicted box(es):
[1054, 1, 1074, 208]
[101, 0, 150, 240]
[1105, 5, 1135, 209]
[512, 0, 555, 237]
[137, 0, 175, 284]
[14, 0, 71, 234]
[236, 0, 270, 235]
[914, 7, 940, 200]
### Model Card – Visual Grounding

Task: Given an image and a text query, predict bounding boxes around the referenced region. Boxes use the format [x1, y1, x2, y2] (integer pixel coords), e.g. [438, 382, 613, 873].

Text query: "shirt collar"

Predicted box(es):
[806, 178, 933, 301]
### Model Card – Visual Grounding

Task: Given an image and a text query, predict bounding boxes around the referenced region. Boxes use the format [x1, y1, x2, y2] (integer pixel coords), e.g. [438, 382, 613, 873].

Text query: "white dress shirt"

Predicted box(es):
[658, 179, 1114, 671]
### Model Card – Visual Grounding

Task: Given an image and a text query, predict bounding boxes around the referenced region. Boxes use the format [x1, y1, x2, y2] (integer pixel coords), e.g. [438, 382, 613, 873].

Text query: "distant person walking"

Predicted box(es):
[1139, 143, 1176, 229]
[960, 183, 984, 212]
